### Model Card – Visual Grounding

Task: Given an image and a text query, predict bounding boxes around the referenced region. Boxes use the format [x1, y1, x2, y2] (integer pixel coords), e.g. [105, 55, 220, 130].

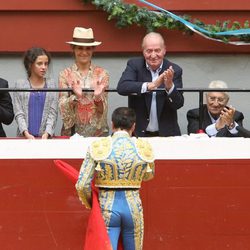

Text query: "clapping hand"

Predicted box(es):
[220, 106, 236, 126]
[163, 66, 174, 91]
[147, 72, 165, 91]
[147, 66, 174, 91]
[216, 106, 236, 130]
[93, 77, 106, 100]
[70, 80, 82, 99]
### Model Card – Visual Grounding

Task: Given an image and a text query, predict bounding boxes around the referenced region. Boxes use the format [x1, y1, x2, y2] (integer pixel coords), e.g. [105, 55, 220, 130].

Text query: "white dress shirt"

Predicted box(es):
[141, 63, 174, 132]
[205, 111, 238, 136]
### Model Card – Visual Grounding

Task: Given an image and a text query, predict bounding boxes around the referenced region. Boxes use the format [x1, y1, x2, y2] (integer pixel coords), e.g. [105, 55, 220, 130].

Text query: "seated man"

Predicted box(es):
[187, 80, 244, 137]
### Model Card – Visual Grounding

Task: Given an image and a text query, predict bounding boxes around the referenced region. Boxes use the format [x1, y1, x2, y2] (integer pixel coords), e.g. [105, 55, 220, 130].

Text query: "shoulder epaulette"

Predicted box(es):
[90, 136, 112, 161]
[135, 138, 154, 162]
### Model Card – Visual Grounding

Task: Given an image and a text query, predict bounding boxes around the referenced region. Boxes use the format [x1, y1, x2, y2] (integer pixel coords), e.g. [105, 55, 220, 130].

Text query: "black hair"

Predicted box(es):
[112, 107, 136, 130]
[23, 47, 51, 77]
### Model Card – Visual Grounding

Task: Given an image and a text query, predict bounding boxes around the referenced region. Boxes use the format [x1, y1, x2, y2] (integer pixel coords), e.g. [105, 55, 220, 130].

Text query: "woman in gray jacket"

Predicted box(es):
[13, 47, 58, 139]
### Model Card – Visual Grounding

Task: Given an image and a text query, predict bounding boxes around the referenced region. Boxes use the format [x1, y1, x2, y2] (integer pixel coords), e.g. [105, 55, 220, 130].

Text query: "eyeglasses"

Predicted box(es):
[207, 96, 227, 105]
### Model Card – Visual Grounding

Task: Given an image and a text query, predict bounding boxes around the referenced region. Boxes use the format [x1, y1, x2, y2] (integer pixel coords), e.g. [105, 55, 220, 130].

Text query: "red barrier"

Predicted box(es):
[1, 158, 250, 249]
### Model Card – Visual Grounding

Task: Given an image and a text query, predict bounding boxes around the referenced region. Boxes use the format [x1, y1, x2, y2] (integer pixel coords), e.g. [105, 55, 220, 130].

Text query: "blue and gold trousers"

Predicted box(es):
[99, 189, 144, 250]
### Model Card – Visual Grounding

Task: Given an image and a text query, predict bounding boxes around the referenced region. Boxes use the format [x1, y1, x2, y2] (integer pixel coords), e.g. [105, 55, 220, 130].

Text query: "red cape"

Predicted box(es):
[53, 160, 123, 250]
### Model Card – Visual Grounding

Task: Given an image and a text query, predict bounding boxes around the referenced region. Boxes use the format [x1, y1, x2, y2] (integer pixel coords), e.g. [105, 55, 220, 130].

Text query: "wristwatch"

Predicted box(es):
[228, 122, 235, 130]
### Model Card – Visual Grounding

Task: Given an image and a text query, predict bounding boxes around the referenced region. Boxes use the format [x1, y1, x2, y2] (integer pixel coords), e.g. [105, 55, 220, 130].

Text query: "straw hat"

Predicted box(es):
[66, 27, 102, 47]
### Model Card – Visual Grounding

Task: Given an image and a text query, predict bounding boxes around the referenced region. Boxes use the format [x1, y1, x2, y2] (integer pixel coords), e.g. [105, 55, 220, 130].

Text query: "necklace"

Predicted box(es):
[29, 78, 46, 89]
[79, 69, 91, 88]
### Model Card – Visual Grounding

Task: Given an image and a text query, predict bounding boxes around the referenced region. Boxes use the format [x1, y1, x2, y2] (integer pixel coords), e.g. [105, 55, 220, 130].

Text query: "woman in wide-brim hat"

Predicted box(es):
[58, 27, 109, 137]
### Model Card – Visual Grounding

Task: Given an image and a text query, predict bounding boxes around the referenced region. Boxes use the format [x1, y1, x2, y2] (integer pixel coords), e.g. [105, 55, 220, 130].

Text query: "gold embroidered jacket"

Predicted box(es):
[75, 131, 155, 208]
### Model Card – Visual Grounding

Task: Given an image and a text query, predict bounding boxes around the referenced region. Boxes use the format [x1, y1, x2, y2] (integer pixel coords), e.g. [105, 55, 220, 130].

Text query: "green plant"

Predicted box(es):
[82, 0, 250, 44]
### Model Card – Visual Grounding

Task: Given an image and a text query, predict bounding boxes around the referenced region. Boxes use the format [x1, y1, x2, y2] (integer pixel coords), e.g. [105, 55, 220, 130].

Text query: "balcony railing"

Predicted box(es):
[2, 87, 250, 130]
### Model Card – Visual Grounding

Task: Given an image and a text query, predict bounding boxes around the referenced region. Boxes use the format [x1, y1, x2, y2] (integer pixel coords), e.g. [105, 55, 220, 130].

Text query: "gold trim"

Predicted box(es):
[90, 136, 112, 160]
[135, 138, 154, 162]
[95, 179, 141, 188]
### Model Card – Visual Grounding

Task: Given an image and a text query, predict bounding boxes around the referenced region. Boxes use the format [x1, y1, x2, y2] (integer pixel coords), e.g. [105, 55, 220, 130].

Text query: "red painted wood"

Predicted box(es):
[0, 12, 249, 54]
[0, 0, 249, 53]
[0, 159, 85, 250]
[0, 0, 89, 10]
[1, 0, 249, 11]
[1, 158, 250, 249]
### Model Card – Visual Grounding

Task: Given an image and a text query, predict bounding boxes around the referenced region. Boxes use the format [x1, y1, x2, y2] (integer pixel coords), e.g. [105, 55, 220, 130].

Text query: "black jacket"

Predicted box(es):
[187, 105, 244, 137]
[0, 78, 14, 137]
[117, 57, 184, 137]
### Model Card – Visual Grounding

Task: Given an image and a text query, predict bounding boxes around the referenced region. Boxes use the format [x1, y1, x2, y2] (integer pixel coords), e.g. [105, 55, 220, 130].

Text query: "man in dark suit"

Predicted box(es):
[187, 80, 244, 137]
[117, 32, 184, 137]
[0, 78, 14, 137]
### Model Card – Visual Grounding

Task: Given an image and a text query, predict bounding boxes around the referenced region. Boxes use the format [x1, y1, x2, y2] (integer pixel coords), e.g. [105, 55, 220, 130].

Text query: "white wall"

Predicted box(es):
[1, 54, 250, 137]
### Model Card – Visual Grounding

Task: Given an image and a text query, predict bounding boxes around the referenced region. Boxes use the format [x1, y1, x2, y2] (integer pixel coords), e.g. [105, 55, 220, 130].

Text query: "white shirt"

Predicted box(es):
[141, 63, 174, 132]
[205, 111, 238, 136]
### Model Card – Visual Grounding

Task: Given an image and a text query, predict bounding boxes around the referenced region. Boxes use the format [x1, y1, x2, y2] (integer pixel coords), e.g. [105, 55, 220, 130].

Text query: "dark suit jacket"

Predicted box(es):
[0, 78, 14, 137]
[187, 105, 244, 137]
[117, 57, 184, 137]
